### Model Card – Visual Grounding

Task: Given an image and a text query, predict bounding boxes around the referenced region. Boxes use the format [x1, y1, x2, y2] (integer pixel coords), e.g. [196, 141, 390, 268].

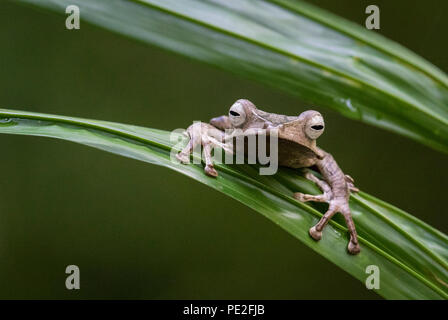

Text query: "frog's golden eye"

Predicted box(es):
[229, 101, 246, 126]
[305, 114, 325, 140]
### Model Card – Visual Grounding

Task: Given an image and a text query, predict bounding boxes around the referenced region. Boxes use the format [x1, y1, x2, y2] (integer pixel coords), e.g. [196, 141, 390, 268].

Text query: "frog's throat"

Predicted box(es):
[278, 120, 324, 159]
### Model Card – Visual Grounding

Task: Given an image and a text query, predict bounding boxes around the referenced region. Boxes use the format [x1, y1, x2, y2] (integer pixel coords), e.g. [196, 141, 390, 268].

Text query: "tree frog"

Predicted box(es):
[176, 99, 361, 255]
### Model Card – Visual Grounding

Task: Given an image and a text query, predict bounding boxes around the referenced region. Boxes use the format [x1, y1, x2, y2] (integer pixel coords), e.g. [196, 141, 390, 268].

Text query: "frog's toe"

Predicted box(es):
[293, 192, 306, 201]
[348, 185, 360, 193]
[204, 165, 218, 177]
[294, 192, 328, 203]
[176, 153, 190, 164]
[309, 226, 322, 241]
[347, 240, 361, 255]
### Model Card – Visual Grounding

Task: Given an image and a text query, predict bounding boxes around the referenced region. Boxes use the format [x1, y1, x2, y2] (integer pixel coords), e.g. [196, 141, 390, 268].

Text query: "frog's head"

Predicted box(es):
[227, 99, 325, 158]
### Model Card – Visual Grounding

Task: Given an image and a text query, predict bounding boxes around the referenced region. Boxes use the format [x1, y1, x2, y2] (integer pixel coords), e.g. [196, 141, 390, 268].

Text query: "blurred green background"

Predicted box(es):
[0, 0, 447, 299]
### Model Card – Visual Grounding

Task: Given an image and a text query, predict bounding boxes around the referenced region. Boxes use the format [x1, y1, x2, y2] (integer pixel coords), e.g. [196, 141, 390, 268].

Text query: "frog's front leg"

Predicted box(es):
[176, 122, 231, 177]
[294, 154, 361, 255]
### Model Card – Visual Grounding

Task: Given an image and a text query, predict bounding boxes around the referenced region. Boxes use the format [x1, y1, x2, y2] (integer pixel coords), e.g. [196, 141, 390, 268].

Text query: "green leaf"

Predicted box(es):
[17, 0, 448, 153]
[1, 108, 447, 299]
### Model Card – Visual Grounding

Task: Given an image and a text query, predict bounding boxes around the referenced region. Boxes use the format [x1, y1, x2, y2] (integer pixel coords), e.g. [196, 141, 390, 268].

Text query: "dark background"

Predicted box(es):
[0, 0, 447, 299]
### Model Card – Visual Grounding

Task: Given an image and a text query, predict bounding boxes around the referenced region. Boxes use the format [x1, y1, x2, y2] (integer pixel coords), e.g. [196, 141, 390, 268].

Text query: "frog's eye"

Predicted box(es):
[229, 101, 246, 126]
[305, 114, 325, 140]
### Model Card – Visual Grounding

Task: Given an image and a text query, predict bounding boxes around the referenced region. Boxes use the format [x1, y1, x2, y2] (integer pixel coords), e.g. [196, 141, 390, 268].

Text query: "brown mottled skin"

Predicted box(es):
[177, 99, 360, 254]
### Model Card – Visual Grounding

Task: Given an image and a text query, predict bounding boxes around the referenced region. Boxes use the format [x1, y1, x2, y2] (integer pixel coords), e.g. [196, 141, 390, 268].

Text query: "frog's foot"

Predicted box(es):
[204, 165, 218, 177]
[308, 200, 360, 254]
[294, 171, 361, 255]
[176, 122, 229, 177]
[176, 141, 192, 164]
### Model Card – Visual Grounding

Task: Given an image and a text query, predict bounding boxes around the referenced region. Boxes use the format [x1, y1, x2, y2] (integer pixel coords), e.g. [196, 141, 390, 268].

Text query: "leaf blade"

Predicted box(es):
[17, 0, 448, 153]
[1, 108, 447, 299]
